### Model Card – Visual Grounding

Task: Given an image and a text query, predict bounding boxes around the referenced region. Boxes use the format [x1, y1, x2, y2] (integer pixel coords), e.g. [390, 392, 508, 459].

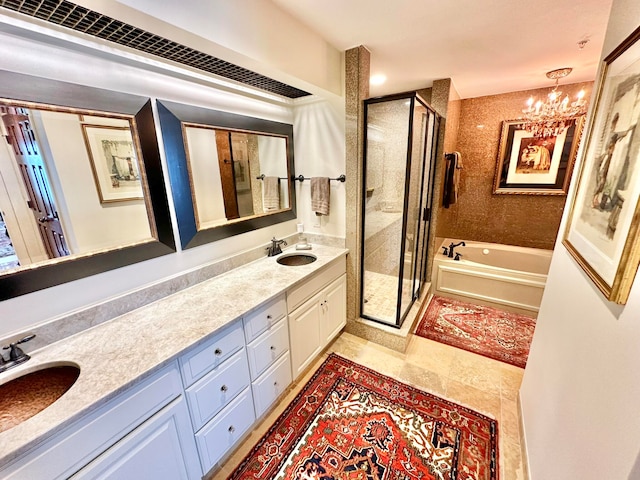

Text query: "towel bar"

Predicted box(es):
[293, 174, 346, 183]
[256, 174, 288, 181]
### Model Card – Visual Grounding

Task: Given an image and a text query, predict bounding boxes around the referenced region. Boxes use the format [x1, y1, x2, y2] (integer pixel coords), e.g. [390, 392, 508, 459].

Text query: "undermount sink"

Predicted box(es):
[0, 363, 80, 433]
[277, 252, 317, 266]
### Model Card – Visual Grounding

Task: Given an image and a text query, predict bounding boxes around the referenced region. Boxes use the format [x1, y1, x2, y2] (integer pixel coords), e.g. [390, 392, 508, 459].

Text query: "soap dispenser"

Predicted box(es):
[295, 223, 312, 250]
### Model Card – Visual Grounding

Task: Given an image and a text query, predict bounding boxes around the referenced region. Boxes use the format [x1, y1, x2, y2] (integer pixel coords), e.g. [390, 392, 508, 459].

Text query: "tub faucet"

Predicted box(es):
[448, 241, 466, 258]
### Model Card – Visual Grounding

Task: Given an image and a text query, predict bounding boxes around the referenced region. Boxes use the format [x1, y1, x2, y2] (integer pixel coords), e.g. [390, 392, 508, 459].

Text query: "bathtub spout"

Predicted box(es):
[448, 241, 466, 258]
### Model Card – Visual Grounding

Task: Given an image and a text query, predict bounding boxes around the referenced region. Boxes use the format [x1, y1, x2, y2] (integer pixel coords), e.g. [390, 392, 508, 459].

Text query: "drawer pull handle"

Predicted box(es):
[228, 425, 235, 433]
[270, 345, 276, 351]
[214, 348, 222, 356]
[220, 385, 228, 392]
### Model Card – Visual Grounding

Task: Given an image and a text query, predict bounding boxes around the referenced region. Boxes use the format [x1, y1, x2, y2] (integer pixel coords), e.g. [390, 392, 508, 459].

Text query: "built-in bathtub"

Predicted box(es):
[432, 238, 553, 314]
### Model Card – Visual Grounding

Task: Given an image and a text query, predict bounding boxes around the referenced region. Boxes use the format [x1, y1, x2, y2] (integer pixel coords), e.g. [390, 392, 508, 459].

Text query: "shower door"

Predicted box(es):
[360, 93, 439, 328]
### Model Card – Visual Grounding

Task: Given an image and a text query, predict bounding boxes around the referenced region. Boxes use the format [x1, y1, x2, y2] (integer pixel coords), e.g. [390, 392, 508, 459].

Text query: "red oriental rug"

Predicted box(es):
[228, 354, 498, 480]
[415, 296, 535, 368]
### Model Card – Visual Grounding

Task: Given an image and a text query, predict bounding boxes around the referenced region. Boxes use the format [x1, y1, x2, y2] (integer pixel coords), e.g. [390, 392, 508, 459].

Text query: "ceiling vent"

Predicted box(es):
[0, 0, 312, 99]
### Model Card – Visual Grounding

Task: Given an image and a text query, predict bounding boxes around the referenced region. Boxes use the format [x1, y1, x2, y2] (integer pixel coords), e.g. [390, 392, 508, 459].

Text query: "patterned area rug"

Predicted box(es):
[416, 296, 535, 368]
[229, 354, 498, 480]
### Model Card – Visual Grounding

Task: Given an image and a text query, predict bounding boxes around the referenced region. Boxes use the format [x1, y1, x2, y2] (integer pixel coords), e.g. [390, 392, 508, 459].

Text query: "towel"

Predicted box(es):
[443, 152, 463, 208]
[263, 176, 280, 211]
[311, 177, 330, 216]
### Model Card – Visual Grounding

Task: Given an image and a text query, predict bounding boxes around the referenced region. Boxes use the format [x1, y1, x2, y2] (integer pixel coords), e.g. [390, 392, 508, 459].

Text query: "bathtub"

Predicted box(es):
[431, 239, 553, 314]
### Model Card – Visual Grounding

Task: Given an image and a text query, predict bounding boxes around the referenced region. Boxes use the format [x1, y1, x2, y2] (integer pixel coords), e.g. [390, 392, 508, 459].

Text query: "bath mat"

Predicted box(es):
[228, 353, 498, 480]
[416, 296, 535, 368]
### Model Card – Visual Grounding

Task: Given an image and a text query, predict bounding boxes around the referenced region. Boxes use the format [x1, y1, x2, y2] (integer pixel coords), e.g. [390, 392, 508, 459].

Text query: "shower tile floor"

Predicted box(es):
[210, 331, 526, 480]
[362, 270, 413, 323]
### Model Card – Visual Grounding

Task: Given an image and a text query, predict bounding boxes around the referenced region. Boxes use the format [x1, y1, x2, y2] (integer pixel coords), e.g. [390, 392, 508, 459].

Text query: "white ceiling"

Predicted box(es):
[271, 0, 613, 99]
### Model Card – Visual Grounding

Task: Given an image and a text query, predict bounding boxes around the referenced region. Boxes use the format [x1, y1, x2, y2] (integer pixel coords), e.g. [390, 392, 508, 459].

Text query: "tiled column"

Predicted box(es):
[344, 46, 370, 323]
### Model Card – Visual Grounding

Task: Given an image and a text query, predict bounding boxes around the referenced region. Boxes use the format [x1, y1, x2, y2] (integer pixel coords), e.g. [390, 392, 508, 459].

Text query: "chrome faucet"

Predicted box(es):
[448, 241, 466, 258]
[266, 237, 287, 257]
[0, 334, 35, 373]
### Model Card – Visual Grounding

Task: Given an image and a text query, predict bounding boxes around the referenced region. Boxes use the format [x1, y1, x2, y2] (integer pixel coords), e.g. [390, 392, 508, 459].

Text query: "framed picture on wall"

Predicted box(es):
[493, 117, 584, 195]
[82, 125, 144, 203]
[563, 26, 640, 305]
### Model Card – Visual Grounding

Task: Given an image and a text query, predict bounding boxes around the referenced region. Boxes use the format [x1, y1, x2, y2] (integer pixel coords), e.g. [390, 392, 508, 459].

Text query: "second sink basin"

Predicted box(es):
[277, 253, 317, 266]
[0, 363, 80, 433]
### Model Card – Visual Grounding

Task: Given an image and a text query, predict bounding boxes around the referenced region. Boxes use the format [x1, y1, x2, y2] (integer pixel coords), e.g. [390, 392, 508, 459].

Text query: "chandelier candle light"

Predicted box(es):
[522, 67, 587, 138]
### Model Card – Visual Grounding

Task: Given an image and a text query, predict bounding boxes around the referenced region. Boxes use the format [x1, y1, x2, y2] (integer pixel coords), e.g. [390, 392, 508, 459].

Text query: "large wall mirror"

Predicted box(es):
[0, 71, 175, 301]
[157, 100, 296, 249]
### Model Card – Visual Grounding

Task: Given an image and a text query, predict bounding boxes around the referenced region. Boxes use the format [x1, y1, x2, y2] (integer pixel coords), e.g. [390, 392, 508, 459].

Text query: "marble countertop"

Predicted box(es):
[0, 244, 348, 466]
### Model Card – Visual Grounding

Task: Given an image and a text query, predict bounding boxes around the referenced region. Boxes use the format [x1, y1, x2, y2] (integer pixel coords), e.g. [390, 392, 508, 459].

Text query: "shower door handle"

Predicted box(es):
[423, 207, 431, 221]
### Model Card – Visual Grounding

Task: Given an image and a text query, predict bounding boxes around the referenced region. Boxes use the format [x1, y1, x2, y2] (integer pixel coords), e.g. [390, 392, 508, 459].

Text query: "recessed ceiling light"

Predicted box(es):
[370, 74, 387, 86]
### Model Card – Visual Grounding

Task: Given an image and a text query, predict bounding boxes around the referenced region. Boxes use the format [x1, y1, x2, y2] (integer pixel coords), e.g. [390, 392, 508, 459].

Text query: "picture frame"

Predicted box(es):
[82, 124, 144, 203]
[563, 26, 640, 304]
[493, 118, 584, 195]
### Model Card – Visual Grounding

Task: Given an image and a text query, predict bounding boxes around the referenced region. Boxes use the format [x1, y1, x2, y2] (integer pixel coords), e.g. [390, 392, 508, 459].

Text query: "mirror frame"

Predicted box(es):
[157, 100, 296, 249]
[0, 70, 175, 301]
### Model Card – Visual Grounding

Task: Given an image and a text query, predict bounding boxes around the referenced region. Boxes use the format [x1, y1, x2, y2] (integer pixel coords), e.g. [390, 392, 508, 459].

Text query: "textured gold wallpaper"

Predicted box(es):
[436, 82, 593, 250]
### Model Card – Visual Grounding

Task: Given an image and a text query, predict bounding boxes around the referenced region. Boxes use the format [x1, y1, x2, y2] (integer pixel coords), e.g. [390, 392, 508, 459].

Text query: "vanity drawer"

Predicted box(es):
[185, 348, 251, 431]
[180, 320, 244, 386]
[243, 294, 286, 342]
[195, 388, 255, 473]
[246, 317, 289, 380]
[252, 352, 292, 418]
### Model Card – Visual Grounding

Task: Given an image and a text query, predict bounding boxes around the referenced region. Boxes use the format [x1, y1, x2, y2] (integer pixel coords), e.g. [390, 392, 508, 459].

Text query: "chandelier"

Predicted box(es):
[522, 67, 587, 138]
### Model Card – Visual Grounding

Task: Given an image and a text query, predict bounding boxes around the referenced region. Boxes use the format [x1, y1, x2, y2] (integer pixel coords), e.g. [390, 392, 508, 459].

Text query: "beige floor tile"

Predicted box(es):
[405, 335, 455, 377]
[445, 378, 501, 419]
[500, 398, 521, 446]
[449, 350, 502, 396]
[500, 364, 524, 402]
[501, 440, 526, 480]
[397, 361, 448, 397]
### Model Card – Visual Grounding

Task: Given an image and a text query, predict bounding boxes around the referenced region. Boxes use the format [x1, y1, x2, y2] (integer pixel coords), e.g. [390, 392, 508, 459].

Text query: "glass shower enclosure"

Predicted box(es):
[360, 93, 439, 327]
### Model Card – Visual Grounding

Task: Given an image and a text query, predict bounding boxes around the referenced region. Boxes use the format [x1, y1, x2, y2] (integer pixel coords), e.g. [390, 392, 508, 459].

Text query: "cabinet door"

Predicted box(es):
[322, 274, 347, 345]
[288, 291, 323, 379]
[71, 397, 201, 480]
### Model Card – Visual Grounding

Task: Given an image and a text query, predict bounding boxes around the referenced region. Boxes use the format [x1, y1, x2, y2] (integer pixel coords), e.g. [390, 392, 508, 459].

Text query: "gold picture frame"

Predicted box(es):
[493, 118, 584, 195]
[563, 26, 640, 304]
[82, 124, 144, 203]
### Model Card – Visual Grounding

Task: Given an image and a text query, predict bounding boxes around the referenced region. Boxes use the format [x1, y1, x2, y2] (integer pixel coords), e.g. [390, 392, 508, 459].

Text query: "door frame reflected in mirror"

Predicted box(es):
[157, 100, 296, 249]
[0, 70, 175, 301]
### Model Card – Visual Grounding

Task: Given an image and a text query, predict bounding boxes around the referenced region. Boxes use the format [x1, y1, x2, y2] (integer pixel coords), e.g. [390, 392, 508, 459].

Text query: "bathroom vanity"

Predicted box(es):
[0, 245, 347, 479]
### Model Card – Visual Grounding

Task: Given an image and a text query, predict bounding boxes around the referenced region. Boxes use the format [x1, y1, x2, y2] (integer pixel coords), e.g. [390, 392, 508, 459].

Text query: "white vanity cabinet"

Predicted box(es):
[0, 364, 201, 480]
[287, 259, 346, 379]
[244, 295, 292, 418]
[178, 320, 255, 474]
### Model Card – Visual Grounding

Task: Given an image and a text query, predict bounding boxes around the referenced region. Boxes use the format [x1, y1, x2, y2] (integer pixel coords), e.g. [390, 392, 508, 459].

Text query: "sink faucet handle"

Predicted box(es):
[3, 334, 35, 361]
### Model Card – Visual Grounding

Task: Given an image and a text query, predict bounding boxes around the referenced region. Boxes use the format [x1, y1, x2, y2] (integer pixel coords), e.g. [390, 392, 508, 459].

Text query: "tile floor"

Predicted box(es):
[210, 331, 526, 480]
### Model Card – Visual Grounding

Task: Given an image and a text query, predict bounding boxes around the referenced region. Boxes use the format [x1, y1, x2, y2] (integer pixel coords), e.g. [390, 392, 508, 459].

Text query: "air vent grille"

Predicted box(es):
[0, 0, 311, 98]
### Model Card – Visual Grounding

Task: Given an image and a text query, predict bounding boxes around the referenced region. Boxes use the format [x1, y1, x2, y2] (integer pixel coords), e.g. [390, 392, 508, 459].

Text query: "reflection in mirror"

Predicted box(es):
[184, 124, 290, 229]
[0, 104, 154, 276]
[0, 70, 175, 300]
[158, 100, 296, 249]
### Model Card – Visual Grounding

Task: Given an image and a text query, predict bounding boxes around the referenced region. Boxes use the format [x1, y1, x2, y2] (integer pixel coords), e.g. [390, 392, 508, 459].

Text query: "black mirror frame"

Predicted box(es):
[0, 70, 175, 301]
[157, 100, 296, 249]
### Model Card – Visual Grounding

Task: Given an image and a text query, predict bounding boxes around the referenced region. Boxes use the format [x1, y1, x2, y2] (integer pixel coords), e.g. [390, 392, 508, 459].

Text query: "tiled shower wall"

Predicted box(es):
[436, 82, 593, 250]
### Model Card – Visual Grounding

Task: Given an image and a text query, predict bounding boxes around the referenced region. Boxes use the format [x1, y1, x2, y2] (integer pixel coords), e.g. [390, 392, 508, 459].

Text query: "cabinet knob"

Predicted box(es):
[274, 381, 278, 387]
[228, 425, 235, 433]
[220, 384, 228, 392]
[214, 348, 222, 356]
[270, 345, 276, 351]
[267, 314, 272, 319]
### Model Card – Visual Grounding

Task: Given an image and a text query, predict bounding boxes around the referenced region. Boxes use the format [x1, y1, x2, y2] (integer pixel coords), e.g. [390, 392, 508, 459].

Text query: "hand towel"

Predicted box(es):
[443, 152, 463, 208]
[263, 176, 280, 211]
[311, 177, 330, 216]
